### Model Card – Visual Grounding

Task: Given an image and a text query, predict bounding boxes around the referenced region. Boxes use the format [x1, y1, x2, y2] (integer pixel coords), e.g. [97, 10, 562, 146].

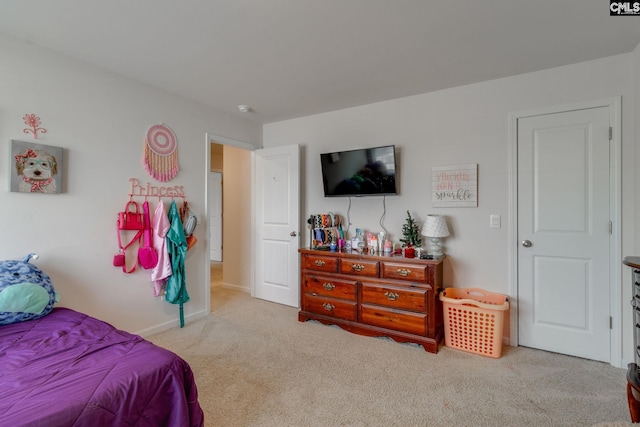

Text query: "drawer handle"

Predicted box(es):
[384, 291, 400, 301]
[352, 264, 365, 272]
[323, 282, 335, 291]
[314, 260, 326, 267]
[397, 268, 411, 277]
[322, 302, 335, 311]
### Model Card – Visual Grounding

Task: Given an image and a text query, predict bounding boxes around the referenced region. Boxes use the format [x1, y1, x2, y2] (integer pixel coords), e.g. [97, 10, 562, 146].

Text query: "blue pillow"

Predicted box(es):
[0, 253, 59, 325]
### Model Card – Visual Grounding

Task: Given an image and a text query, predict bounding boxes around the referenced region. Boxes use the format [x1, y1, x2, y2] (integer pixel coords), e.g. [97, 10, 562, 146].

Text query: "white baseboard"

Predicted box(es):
[135, 309, 209, 338]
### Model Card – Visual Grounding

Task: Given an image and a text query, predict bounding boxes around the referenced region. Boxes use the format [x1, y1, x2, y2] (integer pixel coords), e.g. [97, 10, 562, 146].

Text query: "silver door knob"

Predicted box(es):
[290, 231, 297, 237]
[521, 240, 532, 248]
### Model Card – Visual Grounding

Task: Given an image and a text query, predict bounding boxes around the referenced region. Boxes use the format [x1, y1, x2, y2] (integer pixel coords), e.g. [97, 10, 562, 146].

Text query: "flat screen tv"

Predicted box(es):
[320, 145, 398, 197]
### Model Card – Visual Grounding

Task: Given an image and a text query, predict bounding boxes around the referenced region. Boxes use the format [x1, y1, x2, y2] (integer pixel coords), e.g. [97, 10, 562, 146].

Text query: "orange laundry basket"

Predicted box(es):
[439, 288, 509, 358]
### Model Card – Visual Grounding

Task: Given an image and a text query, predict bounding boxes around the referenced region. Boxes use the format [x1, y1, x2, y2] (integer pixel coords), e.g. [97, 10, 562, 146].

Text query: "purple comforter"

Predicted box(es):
[0, 308, 204, 427]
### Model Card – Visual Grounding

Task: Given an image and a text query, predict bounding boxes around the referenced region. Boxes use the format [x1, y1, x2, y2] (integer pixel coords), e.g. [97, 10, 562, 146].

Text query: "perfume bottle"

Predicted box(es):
[378, 231, 386, 253]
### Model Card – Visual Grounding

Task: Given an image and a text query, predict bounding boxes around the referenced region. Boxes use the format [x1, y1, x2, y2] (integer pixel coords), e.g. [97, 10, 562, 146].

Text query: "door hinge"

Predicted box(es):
[609, 127, 613, 141]
[609, 221, 613, 235]
[610, 316, 613, 329]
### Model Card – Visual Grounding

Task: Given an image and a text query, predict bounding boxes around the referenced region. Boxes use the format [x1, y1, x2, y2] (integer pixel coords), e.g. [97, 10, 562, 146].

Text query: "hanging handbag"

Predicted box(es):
[114, 199, 144, 273]
[138, 201, 158, 269]
[117, 200, 145, 230]
[180, 200, 198, 251]
[115, 229, 143, 273]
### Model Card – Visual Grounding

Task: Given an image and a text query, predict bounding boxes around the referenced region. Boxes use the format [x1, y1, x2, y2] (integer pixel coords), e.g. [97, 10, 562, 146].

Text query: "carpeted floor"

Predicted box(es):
[149, 286, 633, 427]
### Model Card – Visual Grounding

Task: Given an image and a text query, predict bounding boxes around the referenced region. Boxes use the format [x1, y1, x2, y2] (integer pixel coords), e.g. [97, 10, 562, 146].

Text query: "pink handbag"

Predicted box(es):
[114, 200, 144, 273]
[115, 229, 143, 273]
[117, 201, 145, 231]
[138, 201, 158, 269]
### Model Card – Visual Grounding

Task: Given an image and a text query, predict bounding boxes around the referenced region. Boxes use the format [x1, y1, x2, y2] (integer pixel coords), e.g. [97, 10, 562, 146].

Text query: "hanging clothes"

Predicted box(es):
[150, 200, 172, 296]
[165, 200, 189, 327]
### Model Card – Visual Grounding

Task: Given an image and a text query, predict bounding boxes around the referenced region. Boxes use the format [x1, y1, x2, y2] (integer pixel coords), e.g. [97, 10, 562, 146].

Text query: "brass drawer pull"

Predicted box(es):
[314, 259, 326, 267]
[323, 282, 335, 291]
[397, 268, 411, 277]
[384, 291, 400, 301]
[322, 302, 335, 311]
[352, 264, 365, 272]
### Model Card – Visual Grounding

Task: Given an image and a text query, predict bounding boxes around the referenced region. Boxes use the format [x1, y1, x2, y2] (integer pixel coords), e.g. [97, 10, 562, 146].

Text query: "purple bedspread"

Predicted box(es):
[0, 308, 204, 427]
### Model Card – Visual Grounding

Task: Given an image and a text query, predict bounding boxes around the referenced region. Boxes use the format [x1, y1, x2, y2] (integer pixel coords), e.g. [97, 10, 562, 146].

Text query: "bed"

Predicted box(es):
[0, 307, 204, 427]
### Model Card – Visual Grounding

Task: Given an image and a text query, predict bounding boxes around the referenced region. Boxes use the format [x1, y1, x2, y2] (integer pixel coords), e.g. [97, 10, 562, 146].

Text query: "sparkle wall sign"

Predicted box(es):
[432, 164, 477, 207]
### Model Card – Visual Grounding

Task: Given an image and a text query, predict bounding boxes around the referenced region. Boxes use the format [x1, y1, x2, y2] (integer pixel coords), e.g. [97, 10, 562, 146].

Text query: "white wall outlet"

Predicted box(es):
[490, 214, 501, 228]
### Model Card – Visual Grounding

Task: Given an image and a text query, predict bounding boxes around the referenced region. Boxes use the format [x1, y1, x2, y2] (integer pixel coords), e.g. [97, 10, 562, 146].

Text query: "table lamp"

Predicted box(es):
[422, 215, 450, 257]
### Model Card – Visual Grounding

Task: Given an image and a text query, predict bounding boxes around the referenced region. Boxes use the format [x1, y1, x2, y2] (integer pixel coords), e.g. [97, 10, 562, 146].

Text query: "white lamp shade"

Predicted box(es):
[421, 215, 450, 238]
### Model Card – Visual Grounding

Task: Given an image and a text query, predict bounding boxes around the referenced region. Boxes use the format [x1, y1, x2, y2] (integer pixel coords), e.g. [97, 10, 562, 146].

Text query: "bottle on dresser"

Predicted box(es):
[352, 228, 365, 253]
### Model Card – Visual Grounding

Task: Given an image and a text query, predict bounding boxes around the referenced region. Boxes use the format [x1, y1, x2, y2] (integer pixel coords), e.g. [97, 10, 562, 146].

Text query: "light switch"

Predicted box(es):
[490, 214, 501, 229]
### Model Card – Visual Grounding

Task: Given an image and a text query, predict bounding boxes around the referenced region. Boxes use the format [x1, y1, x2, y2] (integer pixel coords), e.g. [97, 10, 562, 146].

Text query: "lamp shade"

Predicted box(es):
[421, 215, 450, 238]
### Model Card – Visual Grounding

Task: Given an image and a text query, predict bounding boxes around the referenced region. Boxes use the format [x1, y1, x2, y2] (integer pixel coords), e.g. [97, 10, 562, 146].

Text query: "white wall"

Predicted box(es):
[0, 34, 262, 334]
[264, 53, 638, 362]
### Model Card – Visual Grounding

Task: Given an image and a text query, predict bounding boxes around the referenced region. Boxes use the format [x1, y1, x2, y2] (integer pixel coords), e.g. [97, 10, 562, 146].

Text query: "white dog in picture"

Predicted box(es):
[15, 148, 58, 193]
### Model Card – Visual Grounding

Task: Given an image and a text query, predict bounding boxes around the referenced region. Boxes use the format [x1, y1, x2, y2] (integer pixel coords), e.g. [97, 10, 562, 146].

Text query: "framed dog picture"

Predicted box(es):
[10, 140, 63, 194]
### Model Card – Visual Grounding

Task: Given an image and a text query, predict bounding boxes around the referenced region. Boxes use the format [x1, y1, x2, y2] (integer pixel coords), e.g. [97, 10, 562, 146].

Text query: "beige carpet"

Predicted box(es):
[149, 287, 632, 427]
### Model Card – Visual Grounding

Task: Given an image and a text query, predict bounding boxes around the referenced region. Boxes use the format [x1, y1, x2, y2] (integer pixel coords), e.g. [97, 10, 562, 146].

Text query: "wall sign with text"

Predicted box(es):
[432, 164, 477, 207]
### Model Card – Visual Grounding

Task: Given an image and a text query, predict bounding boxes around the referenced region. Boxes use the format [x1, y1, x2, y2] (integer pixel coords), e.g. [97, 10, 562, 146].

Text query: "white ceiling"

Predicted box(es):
[1, 1, 639, 124]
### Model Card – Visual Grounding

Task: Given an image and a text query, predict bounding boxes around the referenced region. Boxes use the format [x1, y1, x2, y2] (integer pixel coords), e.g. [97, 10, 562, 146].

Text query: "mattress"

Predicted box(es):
[0, 307, 204, 426]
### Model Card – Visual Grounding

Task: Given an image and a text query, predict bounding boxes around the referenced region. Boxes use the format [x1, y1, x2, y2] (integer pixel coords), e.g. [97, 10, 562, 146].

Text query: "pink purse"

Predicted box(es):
[115, 229, 143, 273]
[117, 201, 145, 231]
[138, 201, 158, 269]
[114, 200, 144, 273]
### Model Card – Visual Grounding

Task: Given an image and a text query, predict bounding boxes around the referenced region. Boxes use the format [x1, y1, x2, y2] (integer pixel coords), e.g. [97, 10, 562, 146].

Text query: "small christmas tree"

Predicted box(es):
[400, 210, 421, 247]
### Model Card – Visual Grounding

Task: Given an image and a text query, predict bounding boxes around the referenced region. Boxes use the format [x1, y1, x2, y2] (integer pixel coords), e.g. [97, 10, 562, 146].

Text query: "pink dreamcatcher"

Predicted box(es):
[144, 123, 179, 182]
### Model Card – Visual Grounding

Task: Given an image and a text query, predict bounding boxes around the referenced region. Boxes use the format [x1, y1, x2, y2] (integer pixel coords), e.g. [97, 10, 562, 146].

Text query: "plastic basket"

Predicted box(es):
[439, 288, 509, 358]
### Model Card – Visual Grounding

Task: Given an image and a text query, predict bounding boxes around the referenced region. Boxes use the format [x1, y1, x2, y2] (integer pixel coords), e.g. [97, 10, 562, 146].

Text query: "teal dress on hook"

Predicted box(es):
[165, 200, 189, 327]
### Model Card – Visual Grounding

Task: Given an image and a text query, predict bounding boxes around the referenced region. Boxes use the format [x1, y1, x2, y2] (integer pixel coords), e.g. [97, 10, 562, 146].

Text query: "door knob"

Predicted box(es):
[521, 240, 532, 248]
[290, 231, 297, 237]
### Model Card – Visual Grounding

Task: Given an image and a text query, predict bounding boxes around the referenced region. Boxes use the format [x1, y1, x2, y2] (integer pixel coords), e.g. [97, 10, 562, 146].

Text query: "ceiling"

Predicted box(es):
[1, 1, 639, 124]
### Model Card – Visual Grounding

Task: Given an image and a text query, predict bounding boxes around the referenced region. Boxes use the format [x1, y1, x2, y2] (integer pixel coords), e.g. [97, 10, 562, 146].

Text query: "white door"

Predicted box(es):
[517, 106, 611, 362]
[209, 171, 222, 261]
[254, 144, 300, 307]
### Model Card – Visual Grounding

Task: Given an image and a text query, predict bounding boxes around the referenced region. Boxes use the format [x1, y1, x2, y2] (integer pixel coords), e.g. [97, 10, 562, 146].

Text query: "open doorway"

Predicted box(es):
[206, 134, 256, 301]
[209, 142, 223, 289]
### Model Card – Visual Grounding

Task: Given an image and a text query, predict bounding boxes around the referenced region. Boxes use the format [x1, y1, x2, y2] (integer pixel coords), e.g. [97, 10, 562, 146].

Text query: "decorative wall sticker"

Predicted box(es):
[432, 163, 477, 207]
[11, 140, 63, 194]
[22, 114, 47, 139]
[144, 123, 179, 182]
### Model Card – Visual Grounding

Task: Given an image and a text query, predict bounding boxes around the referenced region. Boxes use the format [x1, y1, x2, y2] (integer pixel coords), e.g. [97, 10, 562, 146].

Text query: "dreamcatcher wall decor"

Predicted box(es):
[144, 123, 179, 182]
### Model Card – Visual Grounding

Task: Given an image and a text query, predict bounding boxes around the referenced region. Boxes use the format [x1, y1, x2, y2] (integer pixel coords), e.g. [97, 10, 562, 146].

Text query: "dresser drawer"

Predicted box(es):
[382, 262, 429, 282]
[303, 254, 338, 273]
[361, 282, 427, 312]
[360, 304, 427, 336]
[303, 294, 357, 322]
[304, 275, 357, 300]
[340, 259, 379, 277]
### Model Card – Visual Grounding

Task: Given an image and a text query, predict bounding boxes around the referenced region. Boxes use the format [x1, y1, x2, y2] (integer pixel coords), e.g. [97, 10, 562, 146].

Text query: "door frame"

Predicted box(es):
[204, 132, 259, 311]
[208, 170, 223, 262]
[507, 97, 622, 367]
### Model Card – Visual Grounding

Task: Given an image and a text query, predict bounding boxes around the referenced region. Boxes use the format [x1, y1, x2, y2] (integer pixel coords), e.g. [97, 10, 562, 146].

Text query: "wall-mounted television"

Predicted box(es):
[320, 145, 398, 197]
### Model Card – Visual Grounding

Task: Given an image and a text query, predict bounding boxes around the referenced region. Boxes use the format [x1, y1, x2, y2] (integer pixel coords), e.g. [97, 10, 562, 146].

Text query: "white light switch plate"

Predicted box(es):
[490, 214, 501, 228]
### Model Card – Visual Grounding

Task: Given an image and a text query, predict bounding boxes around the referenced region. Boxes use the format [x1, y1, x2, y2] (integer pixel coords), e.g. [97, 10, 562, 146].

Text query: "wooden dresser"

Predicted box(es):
[298, 248, 444, 353]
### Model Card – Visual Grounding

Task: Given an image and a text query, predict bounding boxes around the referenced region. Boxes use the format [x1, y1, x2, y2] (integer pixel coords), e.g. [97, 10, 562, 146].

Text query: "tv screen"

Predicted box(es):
[320, 145, 398, 197]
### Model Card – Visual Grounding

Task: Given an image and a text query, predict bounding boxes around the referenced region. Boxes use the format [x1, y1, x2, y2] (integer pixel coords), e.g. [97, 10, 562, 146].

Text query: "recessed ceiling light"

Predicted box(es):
[237, 105, 251, 113]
